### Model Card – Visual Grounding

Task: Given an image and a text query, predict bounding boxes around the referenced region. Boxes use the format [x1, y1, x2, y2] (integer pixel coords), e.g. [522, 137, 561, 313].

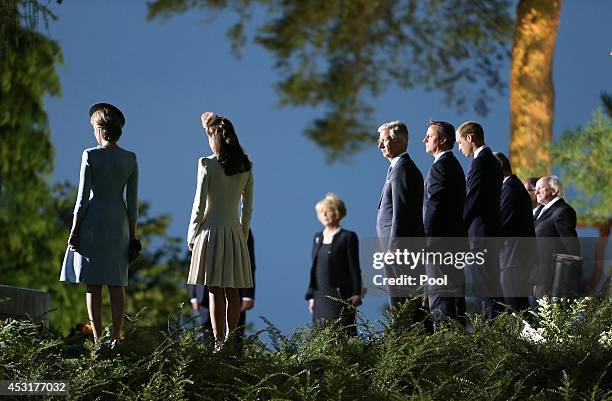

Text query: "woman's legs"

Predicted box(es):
[208, 286, 227, 342]
[108, 286, 125, 341]
[86, 285, 102, 341]
[224, 288, 241, 334]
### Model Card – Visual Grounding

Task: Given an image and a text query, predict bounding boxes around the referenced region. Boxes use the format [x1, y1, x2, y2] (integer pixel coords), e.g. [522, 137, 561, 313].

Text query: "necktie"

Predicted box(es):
[385, 165, 393, 181]
[379, 165, 393, 208]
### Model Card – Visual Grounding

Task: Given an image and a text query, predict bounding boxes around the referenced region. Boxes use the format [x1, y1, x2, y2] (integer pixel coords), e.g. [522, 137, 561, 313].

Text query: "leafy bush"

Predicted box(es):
[1, 298, 611, 400]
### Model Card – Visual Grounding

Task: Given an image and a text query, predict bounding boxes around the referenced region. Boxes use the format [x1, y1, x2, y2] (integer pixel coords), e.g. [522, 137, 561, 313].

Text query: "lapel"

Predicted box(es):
[477, 146, 491, 159]
[536, 199, 563, 224]
[312, 232, 324, 258]
[328, 228, 342, 256]
[379, 153, 410, 208]
[533, 204, 544, 221]
[313, 229, 342, 259]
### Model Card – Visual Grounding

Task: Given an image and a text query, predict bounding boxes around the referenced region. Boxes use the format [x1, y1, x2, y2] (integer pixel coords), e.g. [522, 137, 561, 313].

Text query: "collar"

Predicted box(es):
[434, 149, 452, 163]
[321, 227, 342, 244]
[390, 152, 407, 168]
[503, 175, 510, 183]
[533, 205, 542, 216]
[539, 196, 562, 217]
[474, 145, 488, 158]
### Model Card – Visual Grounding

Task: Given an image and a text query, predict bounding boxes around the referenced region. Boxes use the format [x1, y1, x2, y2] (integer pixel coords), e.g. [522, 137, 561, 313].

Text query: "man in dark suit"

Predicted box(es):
[493, 152, 535, 312]
[531, 176, 580, 298]
[376, 120, 425, 309]
[422, 120, 467, 327]
[189, 283, 213, 335]
[189, 229, 256, 340]
[455, 121, 503, 319]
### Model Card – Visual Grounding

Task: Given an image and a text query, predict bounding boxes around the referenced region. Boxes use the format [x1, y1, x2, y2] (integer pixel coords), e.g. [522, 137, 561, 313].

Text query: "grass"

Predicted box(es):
[1, 297, 611, 400]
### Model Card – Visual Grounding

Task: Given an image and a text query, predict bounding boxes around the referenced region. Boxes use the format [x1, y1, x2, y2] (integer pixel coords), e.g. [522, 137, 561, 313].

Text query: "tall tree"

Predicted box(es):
[148, 0, 514, 161]
[126, 202, 191, 329]
[509, 0, 562, 178]
[0, 1, 189, 332]
[552, 108, 611, 291]
[0, 0, 63, 280]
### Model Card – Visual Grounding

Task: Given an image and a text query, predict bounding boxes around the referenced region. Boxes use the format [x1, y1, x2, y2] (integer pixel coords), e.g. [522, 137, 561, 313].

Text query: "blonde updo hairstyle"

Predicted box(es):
[315, 193, 347, 224]
[90, 106, 124, 142]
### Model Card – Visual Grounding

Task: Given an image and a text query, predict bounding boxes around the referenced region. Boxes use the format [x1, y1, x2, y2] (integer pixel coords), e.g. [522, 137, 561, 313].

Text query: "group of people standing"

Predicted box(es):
[58, 102, 580, 346]
[306, 119, 580, 333]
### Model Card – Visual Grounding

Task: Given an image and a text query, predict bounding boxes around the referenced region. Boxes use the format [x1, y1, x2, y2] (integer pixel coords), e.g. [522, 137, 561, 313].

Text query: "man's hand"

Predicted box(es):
[201, 112, 215, 128]
[421, 295, 429, 309]
[241, 299, 254, 312]
[308, 299, 315, 314]
[68, 233, 79, 253]
[347, 294, 362, 307]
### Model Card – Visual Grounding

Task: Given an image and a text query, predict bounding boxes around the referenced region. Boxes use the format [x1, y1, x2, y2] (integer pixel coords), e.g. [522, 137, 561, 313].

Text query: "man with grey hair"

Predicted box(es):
[376, 120, 425, 313]
[530, 176, 580, 298]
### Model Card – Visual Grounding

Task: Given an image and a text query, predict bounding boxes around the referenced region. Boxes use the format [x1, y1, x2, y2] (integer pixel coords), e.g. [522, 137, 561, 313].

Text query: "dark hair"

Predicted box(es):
[493, 151, 512, 175]
[428, 120, 455, 149]
[526, 176, 540, 187]
[207, 116, 251, 176]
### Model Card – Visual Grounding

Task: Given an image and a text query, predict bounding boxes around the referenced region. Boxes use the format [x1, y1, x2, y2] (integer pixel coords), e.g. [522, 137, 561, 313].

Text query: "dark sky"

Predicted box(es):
[44, 1, 611, 333]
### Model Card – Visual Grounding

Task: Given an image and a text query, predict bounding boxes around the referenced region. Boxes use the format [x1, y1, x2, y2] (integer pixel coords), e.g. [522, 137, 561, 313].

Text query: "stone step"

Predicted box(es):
[0, 285, 51, 320]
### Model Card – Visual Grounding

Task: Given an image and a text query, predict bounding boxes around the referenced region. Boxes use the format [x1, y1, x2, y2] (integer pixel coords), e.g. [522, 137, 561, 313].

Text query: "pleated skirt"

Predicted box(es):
[187, 224, 253, 288]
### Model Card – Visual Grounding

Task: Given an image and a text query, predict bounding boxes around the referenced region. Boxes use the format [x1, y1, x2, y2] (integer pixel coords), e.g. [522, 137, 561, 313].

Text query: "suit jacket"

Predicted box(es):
[423, 152, 467, 239]
[530, 199, 580, 285]
[501, 175, 535, 238]
[189, 229, 256, 307]
[499, 175, 536, 298]
[376, 153, 424, 250]
[305, 229, 362, 300]
[423, 151, 467, 296]
[463, 147, 503, 239]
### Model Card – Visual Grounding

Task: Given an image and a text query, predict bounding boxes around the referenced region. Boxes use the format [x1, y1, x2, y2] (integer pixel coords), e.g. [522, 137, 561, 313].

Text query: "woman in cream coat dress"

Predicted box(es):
[187, 112, 254, 346]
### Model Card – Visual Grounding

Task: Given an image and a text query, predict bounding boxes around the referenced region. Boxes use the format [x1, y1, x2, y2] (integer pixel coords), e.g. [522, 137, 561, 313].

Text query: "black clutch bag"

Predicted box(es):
[129, 239, 142, 263]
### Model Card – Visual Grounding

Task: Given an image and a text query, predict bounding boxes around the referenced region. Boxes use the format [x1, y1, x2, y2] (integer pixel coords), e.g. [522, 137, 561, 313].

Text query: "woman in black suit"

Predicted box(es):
[305, 193, 362, 335]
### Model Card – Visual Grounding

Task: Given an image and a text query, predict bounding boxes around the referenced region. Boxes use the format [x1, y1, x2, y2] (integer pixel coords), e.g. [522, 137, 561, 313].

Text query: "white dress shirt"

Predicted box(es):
[390, 152, 407, 168]
[537, 196, 562, 219]
[434, 149, 452, 163]
[473, 144, 488, 158]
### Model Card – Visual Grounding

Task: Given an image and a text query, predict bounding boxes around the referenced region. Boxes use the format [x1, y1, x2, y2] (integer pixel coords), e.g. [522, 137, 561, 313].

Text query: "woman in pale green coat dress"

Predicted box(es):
[187, 112, 253, 346]
[60, 103, 138, 344]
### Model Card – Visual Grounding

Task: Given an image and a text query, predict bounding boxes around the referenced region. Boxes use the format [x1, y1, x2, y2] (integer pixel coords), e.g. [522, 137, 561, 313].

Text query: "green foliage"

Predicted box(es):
[0, 0, 63, 276]
[2, 177, 190, 332]
[1, 298, 612, 400]
[552, 109, 612, 227]
[126, 202, 191, 328]
[601, 92, 612, 118]
[147, 0, 514, 161]
[0, 0, 189, 333]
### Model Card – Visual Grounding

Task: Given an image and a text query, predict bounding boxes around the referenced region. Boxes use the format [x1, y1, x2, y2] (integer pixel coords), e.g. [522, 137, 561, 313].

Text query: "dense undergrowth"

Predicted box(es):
[1, 297, 611, 401]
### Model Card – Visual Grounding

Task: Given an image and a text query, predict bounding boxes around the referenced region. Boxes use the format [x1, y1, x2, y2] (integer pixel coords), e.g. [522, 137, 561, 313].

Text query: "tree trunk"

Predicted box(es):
[509, 0, 563, 179]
